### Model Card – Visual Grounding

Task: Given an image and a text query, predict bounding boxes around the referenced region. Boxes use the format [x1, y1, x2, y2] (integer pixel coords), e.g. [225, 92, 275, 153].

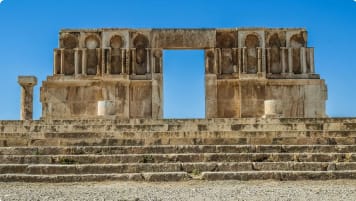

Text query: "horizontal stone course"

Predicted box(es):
[1, 153, 355, 164]
[0, 145, 355, 155]
[1, 162, 356, 175]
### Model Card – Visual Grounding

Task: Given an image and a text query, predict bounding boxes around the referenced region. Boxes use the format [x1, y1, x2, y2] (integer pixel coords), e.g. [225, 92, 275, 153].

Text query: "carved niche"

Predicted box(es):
[85, 35, 100, 75]
[60, 33, 78, 75]
[110, 35, 124, 74]
[269, 33, 282, 74]
[133, 34, 149, 75]
[245, 34, 260, 74]
[290, 33, 305, 74]
[216, 32, 236, 74]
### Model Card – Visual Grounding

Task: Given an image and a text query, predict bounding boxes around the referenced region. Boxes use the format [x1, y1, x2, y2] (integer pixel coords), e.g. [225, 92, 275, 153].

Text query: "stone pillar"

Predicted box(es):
[18, 76, 37, 120]
[60, 49, 65, 74]
[82, 48, 87, 75]
[53, 49, 60, 75]
[96, 48, 101, 76]
[146, 48, 151, 74]
[74, 48, 79, 75]
[309, 48, 315, 74]
[121, 49, 125, 74]
[257, 47, 262, 73]
[300, 48, 307, 74]
[263, 100, 283, 118]
[101, 48, 106, 75]
[132, 48, 136, 75]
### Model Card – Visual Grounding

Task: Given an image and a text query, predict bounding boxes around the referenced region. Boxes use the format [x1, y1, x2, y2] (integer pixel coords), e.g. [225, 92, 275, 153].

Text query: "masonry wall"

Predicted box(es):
[41, 28, 327, 119]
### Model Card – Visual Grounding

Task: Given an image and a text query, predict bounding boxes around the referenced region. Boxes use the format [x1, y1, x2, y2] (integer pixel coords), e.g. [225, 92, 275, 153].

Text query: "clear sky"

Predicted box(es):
[0, 0, 355, 119]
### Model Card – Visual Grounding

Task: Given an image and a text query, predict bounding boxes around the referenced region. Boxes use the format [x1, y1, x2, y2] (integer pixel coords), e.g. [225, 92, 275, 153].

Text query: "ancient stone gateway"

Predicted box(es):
[4, 27, 352, 183]
[41, 28, 327, 119]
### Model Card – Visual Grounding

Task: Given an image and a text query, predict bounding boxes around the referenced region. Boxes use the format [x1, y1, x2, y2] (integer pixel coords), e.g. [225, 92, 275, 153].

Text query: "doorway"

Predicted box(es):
[163, 50, 205, 118]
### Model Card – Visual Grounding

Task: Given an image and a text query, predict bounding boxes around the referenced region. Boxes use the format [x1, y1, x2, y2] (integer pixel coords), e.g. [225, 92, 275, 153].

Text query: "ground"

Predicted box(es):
[0, 180, 356, 201]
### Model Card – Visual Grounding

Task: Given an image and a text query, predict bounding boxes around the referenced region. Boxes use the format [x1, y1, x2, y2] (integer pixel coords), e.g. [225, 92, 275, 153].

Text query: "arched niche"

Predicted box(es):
[61, 34, 78, 49]
[85, 35, 101, 75]
[60, 34, 78, 75]
[245, 34, 260, 74]
[216, 33, 235, 74]
[290, 33, 305, 48]
[216, 33, 234, 48]
[133, 34, 149, 75]
[290, 33, 305, 74]
[110, 35, 124, 74]
[269, 33, 282, 74]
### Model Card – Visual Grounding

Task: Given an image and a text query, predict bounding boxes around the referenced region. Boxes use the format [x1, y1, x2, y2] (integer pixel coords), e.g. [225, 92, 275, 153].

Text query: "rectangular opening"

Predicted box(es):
[163, 50, 205, 119]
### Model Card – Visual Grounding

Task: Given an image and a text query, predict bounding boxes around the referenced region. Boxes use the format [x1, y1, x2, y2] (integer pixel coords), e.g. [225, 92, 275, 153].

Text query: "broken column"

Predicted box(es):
[18, 76, 37, 120]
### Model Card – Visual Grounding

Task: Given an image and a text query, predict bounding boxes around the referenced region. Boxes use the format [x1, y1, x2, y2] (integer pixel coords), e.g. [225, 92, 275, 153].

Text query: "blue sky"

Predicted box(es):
[0, 0, 355, 119]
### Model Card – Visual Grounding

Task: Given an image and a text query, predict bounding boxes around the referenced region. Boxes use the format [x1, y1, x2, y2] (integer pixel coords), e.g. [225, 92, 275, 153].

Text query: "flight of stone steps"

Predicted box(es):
[0, 118, 356, 182]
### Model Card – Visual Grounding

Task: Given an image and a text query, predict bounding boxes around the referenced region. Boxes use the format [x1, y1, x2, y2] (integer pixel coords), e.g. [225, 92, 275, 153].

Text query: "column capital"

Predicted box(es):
[18, 76, 37, 87]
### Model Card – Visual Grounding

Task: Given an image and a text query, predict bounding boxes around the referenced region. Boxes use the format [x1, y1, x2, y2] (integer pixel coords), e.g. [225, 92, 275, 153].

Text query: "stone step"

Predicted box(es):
[0, 172, 190, 182]
[3, 123, 356, 133]
[201, 170, 356, 180]
[2, 118, 356, 126]
[3, 130, 356, 139]
[1, 153, 355, 164]
[2, 136, 355, 147]
[1, 145, 356, 155]
[1, 162, 356, 174]
[1, 170, 356, 182]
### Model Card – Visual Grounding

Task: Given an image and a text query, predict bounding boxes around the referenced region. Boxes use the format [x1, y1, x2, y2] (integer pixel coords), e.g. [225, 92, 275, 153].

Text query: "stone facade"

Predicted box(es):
[40, 28, 327, 119]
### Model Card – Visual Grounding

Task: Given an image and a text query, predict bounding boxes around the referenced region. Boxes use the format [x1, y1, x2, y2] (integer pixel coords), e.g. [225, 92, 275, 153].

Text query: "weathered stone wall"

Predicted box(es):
[41, 28, 326, 119]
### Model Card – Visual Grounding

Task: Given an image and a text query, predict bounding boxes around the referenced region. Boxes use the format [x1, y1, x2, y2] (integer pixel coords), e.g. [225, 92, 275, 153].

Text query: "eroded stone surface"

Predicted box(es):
[42, 28, 326, 119]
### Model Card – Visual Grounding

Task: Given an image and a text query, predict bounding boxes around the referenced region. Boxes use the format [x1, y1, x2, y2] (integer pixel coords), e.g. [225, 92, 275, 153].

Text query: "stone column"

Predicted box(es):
[18, 76, 37, 120]
[300, 48, 307, 74]
[257, 47, 262, 73]
[74, 48, 79, 75]
[82, 48, 87, 75]
[132, 48, 136, 75]
[146, 48, 151, 74]
[60, 49, 65, 74]
[309, 48, 315, 74]
[121, 49, 125, 74]
[96, 48, 101, 76]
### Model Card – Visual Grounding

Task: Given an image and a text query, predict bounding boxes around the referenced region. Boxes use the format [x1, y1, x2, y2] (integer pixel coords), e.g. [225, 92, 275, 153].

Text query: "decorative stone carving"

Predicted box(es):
[41, 28, 326, 120]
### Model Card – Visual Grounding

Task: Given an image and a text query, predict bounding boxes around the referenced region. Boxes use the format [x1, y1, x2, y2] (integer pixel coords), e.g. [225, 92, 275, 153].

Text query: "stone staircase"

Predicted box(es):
[0, 118, 356, 182]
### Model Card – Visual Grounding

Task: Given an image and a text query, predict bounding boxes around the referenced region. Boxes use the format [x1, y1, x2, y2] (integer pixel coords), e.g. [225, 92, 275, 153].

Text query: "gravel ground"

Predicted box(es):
[0, 180, 356, 201]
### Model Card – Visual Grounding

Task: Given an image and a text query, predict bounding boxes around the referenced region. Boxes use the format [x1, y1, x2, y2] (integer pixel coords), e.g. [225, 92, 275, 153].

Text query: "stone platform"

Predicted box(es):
[0, 118, 356, 182]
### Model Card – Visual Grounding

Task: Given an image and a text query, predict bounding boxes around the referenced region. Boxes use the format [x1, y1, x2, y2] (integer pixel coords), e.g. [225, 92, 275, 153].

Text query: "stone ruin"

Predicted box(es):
[4, 28, 354, 183]
[20, 28, 328, 120]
